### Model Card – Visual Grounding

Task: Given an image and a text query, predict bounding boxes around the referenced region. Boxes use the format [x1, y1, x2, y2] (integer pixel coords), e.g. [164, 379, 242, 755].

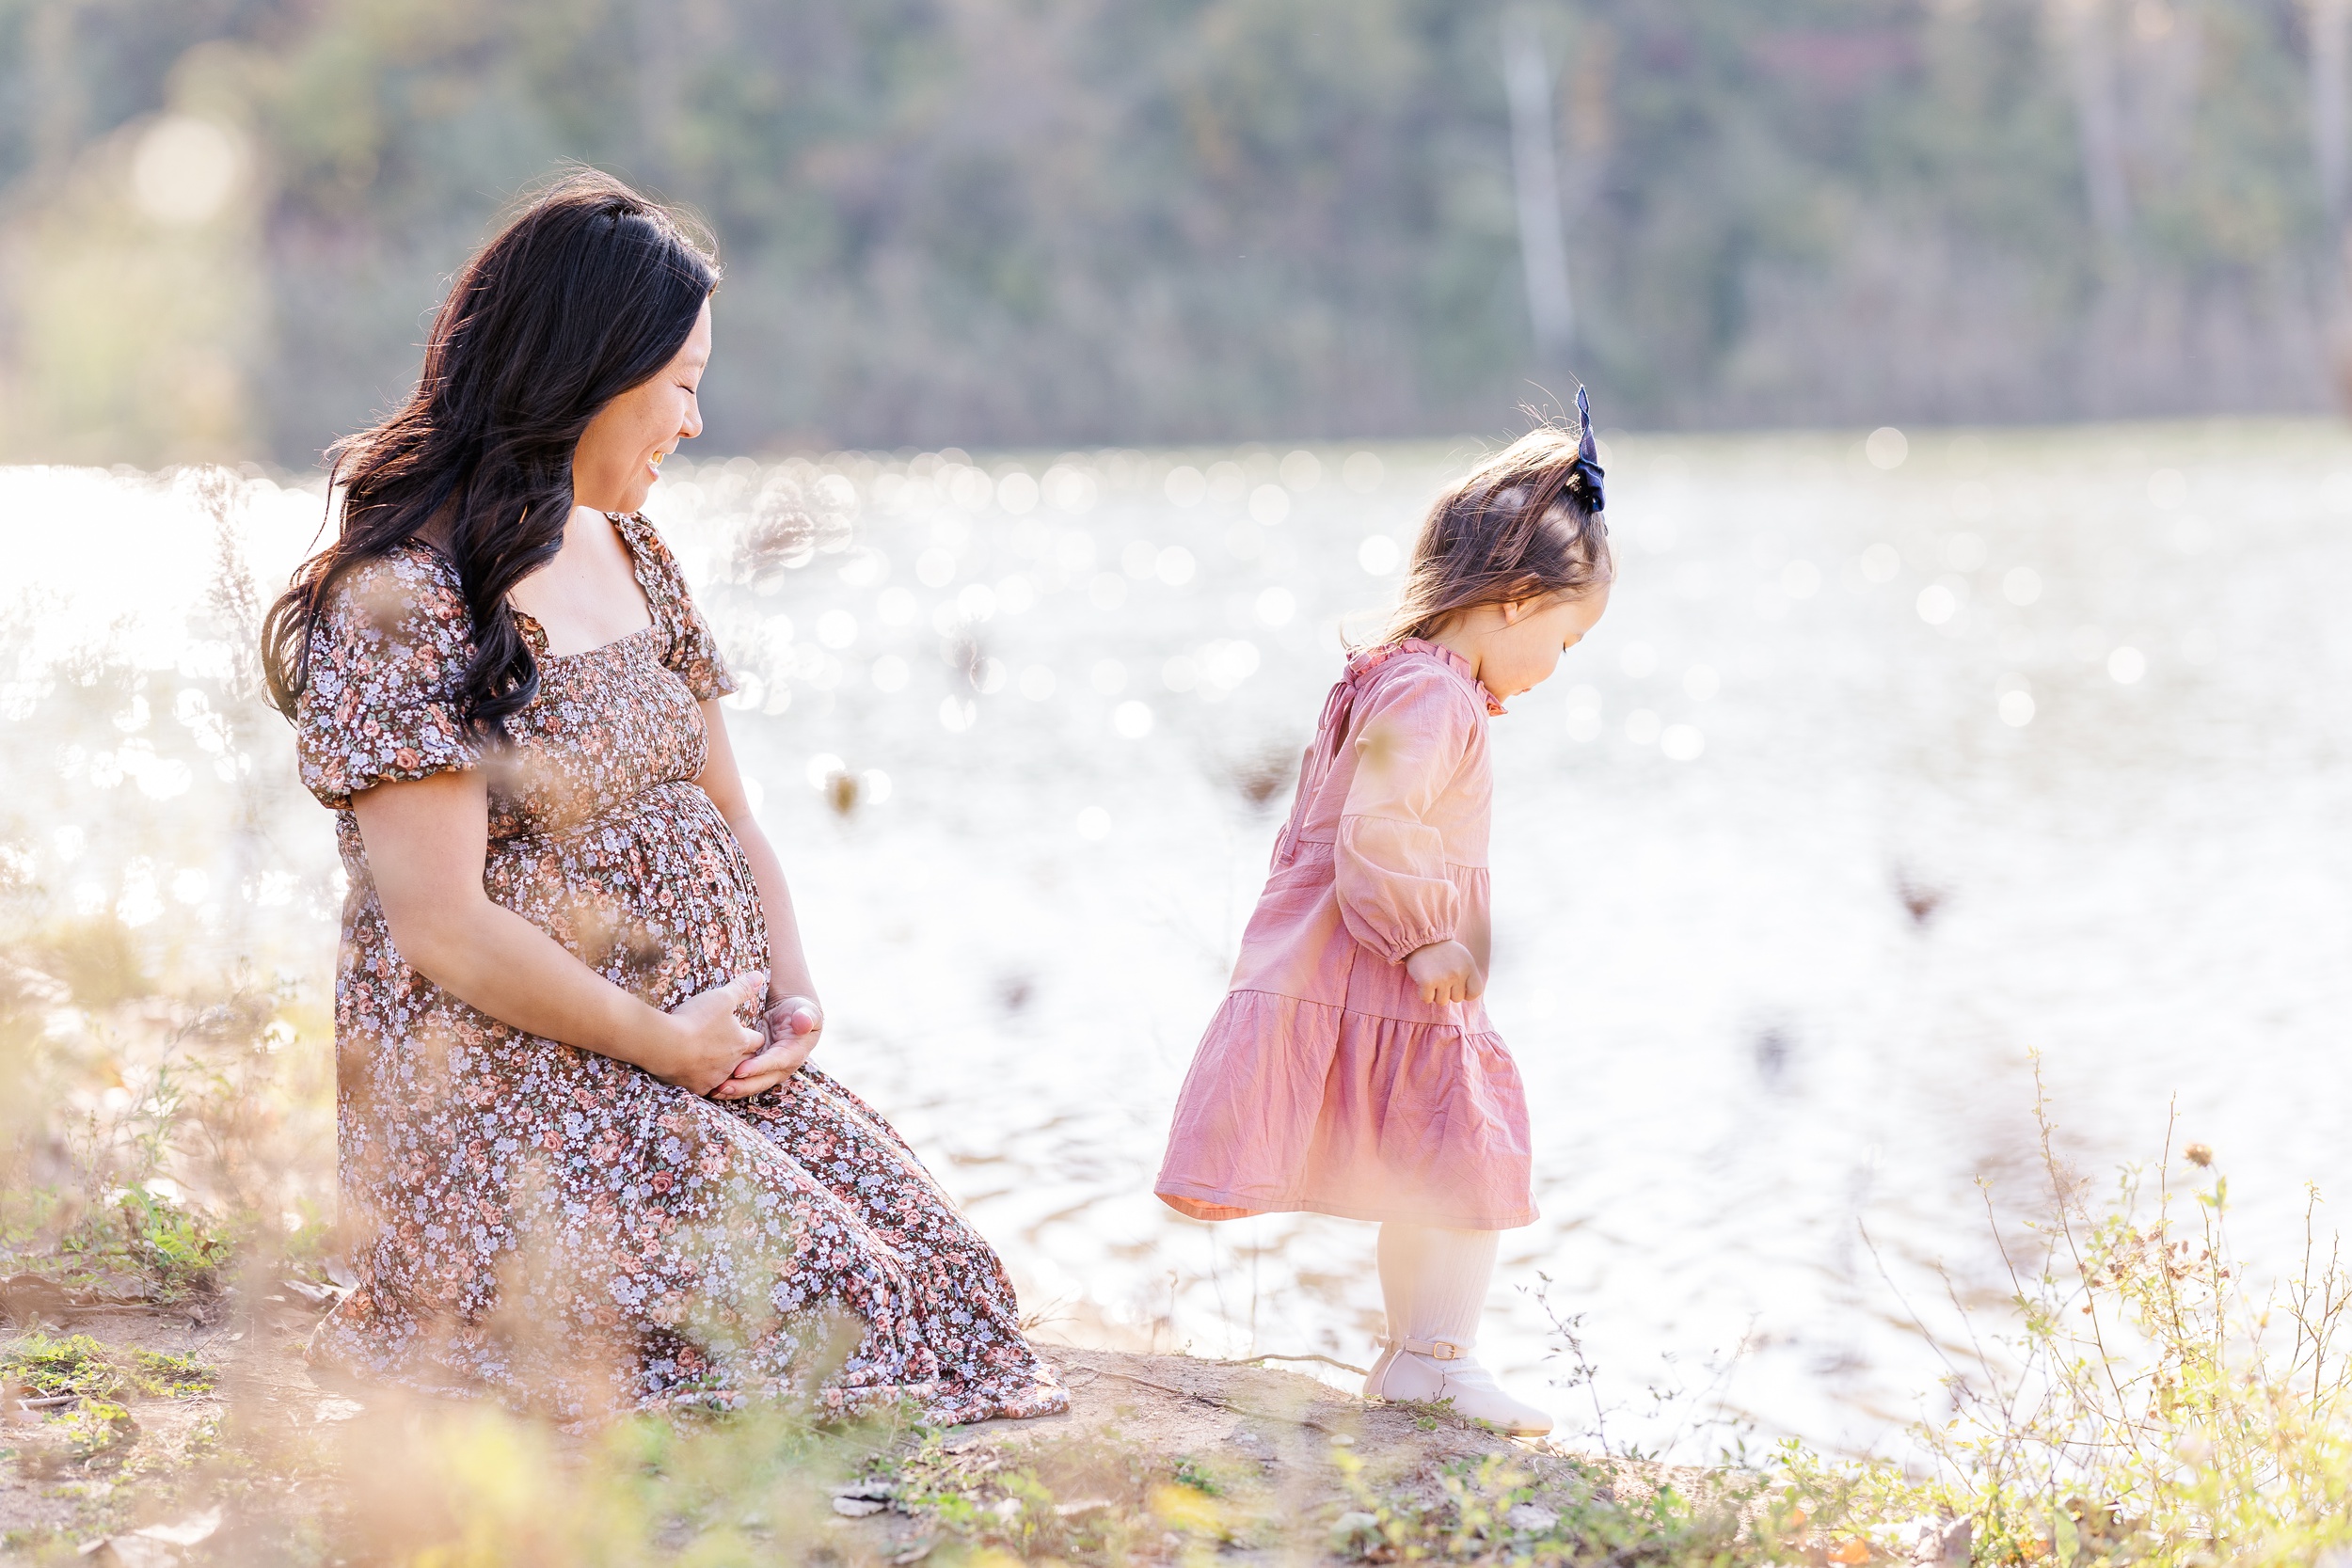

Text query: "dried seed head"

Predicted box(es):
[2185, 1142, 2214, 1168]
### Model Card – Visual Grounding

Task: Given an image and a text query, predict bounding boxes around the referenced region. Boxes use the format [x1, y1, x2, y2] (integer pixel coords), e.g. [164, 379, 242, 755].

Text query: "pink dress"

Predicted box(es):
[1155, 639, 1536, 1231]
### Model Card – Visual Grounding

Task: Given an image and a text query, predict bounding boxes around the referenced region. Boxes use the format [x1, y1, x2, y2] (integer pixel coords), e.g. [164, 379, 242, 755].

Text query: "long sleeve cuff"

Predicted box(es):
[1333, 815, 1460, 964]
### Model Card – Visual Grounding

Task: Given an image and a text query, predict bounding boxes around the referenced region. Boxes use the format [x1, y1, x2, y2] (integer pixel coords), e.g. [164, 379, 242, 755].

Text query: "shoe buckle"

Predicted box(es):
[1384, 1335, 1470, 1362]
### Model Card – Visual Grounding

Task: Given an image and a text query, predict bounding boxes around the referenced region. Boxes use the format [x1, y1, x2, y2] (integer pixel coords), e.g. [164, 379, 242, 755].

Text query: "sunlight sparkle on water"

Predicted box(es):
[10, 423, 2352, 1460]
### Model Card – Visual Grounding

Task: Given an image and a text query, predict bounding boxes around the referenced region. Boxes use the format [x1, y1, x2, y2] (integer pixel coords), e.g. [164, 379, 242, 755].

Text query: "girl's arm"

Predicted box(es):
[691, 699, 825, 1100]
[351, 770, 767, 1093]
[1332, 673, 1486, 1004]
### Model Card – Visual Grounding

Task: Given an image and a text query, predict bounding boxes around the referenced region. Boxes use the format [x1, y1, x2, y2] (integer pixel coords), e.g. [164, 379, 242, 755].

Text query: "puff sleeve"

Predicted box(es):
[294, 552, 482, 810]
[1332, 669, 1475, 963]
[619, 515, 737, 701]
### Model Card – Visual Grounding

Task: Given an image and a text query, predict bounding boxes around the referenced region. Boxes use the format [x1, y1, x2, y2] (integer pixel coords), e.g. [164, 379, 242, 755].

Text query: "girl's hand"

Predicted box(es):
[712, 993, 823, 1101]
[1404, 941, 1485, 1005]
[652, 973, 769, 1095]
[761, 993, 823, 1050]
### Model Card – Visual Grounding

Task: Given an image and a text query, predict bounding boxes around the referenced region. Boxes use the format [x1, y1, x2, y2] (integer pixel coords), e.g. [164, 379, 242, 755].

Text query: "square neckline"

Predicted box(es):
[509, 511, 663, 663]
[410, 512, 663, 663]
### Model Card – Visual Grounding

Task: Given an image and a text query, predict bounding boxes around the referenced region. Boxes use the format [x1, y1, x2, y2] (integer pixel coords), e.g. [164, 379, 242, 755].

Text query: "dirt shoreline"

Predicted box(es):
[1, 1291, 1743, 1564]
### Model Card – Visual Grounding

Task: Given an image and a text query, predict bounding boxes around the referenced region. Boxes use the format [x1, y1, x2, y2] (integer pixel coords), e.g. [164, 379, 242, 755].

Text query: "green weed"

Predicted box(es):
[1170, 1453, 1221, 1494]
[887, 1427, 1168, 1563]
[1780, 1061, 2352, 1565]
[2, 1333, 122, 1398]
[1327, 1438, 1762, 1564]
[0, 1333, 215, 1401]
[48, 1397, 135, 1461]
[108, 1186, 232, 1296]
[128, 1346, 215, 1395]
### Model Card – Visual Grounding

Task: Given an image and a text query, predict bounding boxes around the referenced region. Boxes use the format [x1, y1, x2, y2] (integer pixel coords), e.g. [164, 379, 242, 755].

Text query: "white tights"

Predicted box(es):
[1375, 1222, 1499, 1351]
[1367, 1223, 1551, 1433]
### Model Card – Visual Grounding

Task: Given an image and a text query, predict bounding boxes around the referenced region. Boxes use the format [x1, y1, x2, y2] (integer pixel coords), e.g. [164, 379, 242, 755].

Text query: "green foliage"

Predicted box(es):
[46, 1396, 136, 1461]
[127, 1346, 216, 1395]
[114, 1186, 233, 1295]
[0, 1332, 215, 1400]
[1170, 1453, 1222, 1495]
[3, 1333, 125, 1398]
[0, 0, 2335, 464]
[887, 1425, 1170, 1562]
[1325, 1440, 1765, 1564]
[38, 1186, 235, 1302]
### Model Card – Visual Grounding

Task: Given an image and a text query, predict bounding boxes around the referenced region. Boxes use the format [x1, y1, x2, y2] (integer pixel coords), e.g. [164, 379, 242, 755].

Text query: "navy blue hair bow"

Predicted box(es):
[1569, 384, 1606, 515]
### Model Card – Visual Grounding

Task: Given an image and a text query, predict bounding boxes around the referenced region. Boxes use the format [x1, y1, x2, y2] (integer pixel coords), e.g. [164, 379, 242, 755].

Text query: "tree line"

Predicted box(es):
[0, 0, 2340, 467]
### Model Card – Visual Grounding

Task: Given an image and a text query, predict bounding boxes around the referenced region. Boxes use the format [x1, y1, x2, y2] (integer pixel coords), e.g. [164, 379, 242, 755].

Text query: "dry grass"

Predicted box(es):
[1780, 1062, 2352, 1565]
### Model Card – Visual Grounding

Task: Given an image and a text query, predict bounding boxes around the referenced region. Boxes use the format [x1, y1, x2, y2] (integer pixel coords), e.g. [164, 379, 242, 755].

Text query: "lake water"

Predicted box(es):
[7, 420, 2351, 1457]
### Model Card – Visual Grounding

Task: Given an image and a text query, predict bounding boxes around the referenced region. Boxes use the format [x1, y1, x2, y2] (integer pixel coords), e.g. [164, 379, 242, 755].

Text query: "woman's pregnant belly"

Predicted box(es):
[482, 779, 768, 1011]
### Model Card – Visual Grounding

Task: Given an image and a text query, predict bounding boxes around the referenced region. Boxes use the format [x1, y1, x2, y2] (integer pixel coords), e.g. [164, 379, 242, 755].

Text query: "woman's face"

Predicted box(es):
[572, 297, 712, 515]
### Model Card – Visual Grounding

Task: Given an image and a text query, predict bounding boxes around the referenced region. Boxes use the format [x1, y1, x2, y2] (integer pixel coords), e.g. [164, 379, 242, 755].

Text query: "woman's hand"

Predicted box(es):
[711, 993, 823, 1101]
[650, 972, 769, 1096]
[694, 701, 825, 1104]
[1404, 940, 1485, 1005]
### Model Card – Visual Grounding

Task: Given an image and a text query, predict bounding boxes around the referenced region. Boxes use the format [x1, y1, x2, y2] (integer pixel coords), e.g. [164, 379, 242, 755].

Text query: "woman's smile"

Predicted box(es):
[573, 297, 711, 513]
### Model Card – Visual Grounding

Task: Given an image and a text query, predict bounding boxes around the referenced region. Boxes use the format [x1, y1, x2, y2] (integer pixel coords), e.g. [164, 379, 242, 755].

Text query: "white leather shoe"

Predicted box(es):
[1363, 1336, 1553, 1435]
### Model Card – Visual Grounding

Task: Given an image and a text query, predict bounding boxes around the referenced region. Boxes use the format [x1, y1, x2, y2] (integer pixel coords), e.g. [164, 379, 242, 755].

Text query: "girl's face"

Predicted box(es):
[1480, 585, 1611, 698]
[572, 297, 712, 515]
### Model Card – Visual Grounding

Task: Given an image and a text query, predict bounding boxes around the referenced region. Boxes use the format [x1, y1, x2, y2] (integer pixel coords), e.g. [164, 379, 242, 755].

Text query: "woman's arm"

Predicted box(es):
[691, 699, 824, 1099]
[350, 768, 765, 1095]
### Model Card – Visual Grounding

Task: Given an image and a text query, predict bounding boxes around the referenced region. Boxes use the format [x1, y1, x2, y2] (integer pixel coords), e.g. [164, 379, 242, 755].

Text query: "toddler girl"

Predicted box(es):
[1155, 395, 1613, 1434]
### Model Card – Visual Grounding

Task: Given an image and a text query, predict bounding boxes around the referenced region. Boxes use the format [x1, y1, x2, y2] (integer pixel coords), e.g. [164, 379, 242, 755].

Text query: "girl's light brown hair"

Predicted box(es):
[1382, 413, 1613, 643]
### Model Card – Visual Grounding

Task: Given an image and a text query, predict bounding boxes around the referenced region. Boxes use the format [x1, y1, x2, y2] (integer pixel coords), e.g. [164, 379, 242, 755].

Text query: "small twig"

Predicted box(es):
[1059, 1359, 1345, 1435]
[1858, 1220, 1966, 1385]
[1209, 1353, 1370, 1377]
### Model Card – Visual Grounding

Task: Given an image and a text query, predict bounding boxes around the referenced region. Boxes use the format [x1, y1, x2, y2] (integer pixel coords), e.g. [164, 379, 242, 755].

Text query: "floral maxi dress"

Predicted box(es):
[294, 514, 1066, 1423]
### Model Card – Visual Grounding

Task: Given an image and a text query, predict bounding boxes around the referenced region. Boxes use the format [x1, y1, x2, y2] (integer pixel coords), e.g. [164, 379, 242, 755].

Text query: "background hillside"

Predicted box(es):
[0, 0, 2341, 465]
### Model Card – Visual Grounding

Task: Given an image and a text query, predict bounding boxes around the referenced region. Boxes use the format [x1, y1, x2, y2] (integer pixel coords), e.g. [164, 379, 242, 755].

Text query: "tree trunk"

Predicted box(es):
[2055, 0, 2133, 251]
[2316, 0, 2350, 228]
[2313, 0, 2352, 410]
[1502, 9, 1577, 378]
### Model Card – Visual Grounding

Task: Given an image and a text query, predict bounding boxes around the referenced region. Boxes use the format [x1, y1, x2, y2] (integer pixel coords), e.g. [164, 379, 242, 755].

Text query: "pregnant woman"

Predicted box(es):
[260, 173, 1065, 1424]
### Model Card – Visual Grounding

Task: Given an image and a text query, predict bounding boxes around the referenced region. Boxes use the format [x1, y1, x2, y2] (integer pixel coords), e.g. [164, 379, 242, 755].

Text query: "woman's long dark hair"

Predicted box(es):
[262, 170, 720, 734]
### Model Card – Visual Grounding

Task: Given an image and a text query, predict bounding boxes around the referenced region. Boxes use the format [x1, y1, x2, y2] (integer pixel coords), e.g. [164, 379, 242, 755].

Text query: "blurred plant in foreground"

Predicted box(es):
[0, 468, 337, 1318]
[1783, 1061, 2352, 1565]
